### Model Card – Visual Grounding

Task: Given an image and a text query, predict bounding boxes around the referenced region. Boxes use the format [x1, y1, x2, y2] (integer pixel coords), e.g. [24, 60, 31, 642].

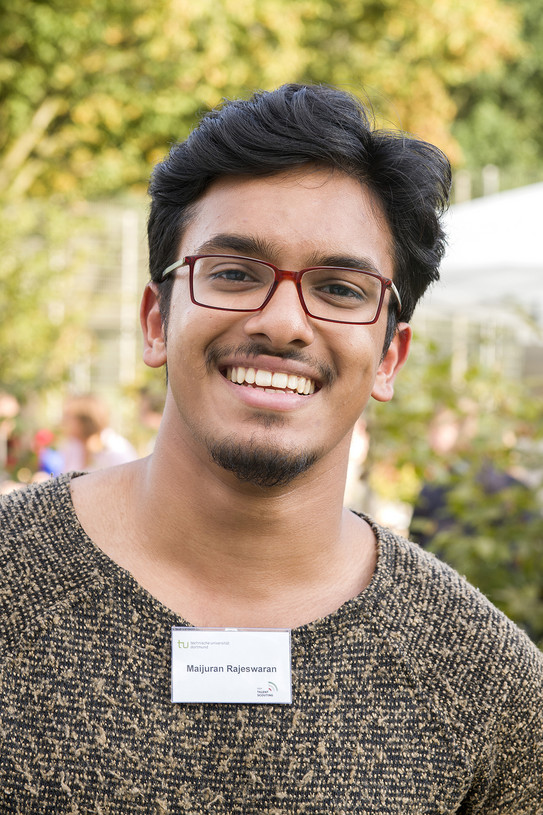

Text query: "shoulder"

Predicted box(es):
[368, 521, 543, 708]
[0, 474, 75, 545]
[362, 522, 543, 799]
[381, 530, 543, 808]
[0, 475, 108, 652]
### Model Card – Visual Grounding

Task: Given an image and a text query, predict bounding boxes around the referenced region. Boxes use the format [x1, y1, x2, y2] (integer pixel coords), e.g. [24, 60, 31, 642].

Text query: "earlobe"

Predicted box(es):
[371, 323, 412, 403]
[140, 283, 167, 368]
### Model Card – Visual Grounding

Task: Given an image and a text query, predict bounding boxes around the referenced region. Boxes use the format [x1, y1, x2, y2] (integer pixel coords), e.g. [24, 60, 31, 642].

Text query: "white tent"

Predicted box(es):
[420, 182, 543, 327]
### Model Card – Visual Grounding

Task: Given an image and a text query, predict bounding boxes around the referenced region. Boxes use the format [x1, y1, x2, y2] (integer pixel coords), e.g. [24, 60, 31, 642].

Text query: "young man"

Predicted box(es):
[1, 84, 541, 813]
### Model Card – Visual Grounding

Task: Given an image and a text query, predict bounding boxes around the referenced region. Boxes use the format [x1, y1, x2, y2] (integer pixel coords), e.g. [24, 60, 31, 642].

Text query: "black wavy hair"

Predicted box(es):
[148, 83, 451, 341]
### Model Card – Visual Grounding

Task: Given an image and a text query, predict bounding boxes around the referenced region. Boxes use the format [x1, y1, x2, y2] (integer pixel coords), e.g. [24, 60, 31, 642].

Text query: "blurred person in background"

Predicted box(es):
[137, 385, 165, 454]
[60, 393, 138, 472]
[32, 428, 63, 479]
[410, 403, 532, 548]
[0, 392, 21, 494]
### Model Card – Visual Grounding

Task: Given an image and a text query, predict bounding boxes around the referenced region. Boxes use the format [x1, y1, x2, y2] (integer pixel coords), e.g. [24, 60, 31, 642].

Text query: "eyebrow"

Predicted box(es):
[312, 253, 386, 278]
[194, 234, 278, 261]
[193, 233, 387, 278]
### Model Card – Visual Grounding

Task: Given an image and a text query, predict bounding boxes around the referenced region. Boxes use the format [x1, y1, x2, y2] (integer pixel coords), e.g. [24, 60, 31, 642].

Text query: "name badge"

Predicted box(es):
[171, 627, 292, 704]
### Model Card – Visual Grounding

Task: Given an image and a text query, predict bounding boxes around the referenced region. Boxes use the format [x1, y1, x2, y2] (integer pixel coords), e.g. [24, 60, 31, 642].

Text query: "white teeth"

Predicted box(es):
[287, 374, 298, 390]
[225, 366, 316, 394]
[255, 369, 273, 387]
[271, 372, 288, 389]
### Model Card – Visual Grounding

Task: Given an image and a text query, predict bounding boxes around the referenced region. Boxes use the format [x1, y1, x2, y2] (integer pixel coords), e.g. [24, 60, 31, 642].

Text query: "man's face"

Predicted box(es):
[143, 167, 410, 488]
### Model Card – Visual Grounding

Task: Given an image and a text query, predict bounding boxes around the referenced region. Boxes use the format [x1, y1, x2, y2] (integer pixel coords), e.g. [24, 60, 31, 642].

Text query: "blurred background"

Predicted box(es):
[1, 0, 542, 645]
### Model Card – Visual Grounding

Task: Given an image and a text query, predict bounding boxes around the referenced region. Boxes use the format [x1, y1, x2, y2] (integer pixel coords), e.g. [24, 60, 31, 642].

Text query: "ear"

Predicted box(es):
[371, 323, 412, 403]
[140, 283, 167, 368]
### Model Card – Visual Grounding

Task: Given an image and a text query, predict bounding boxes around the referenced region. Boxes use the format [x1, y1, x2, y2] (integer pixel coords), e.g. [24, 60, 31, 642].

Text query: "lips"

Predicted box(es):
[225, 366, 317, 395]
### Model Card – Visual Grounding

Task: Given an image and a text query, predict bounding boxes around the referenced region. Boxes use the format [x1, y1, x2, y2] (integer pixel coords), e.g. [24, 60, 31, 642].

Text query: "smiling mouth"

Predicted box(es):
[224, 366, 317, 395]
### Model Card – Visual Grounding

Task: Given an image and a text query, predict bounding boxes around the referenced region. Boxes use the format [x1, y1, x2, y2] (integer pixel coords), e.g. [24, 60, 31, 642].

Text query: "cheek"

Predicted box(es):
[333, 334, 384, 408]
[336, 330, 383, 380]
[166, 301, 237, 378]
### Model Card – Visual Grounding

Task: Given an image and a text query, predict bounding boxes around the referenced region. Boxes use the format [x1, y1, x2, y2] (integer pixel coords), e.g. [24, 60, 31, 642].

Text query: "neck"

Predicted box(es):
[72, 417, 377, 627]
[142, 425, 349, 574]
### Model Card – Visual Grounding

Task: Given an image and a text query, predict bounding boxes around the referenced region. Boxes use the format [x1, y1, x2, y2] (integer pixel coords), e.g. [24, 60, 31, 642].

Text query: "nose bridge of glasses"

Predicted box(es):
[275, 268, 301, 284]
[259, 267, 308, 316]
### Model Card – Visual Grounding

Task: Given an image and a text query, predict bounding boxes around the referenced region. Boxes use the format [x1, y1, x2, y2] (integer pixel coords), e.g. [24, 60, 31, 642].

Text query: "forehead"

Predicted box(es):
[180, 168, 395, 276]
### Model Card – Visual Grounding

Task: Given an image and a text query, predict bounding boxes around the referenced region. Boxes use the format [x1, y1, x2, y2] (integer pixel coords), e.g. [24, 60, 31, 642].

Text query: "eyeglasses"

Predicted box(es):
[161, 254, 402, 325]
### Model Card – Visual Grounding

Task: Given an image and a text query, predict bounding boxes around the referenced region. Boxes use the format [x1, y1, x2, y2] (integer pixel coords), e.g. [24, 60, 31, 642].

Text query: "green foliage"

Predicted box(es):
[0, 198, 95, 401]
[451, 0, 543, 186]
[0, 0, 524, 407]
[367, 338, 543, 647]
[300, 0, 520, 162]
[0, 0, 522, 201]
[412, 465, 543, 647]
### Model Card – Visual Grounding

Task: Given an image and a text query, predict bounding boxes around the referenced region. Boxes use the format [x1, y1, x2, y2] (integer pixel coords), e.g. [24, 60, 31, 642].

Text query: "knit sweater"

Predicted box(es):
[0, 474, 542, 814]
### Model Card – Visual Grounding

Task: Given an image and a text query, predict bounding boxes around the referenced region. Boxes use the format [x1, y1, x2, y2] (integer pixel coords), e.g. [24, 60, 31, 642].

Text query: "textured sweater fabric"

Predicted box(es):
[0, 474, 542, 814]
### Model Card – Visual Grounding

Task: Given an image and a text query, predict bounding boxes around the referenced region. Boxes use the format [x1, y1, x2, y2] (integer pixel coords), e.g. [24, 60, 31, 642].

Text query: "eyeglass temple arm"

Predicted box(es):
[389, 280, 402, 313]
[161, 258, 188, 280]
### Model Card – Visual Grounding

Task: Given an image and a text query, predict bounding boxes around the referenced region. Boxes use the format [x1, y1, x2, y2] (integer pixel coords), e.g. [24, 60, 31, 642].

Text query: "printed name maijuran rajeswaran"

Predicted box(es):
[186, 665, 277, 674]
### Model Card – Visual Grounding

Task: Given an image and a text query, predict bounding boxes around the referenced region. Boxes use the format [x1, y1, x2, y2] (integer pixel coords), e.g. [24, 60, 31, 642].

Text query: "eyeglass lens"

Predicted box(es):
[192, 256, 384, 323]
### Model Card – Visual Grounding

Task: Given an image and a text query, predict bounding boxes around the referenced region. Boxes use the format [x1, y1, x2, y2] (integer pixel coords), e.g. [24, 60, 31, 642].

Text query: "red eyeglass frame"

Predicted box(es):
[161, 253, 402, 325]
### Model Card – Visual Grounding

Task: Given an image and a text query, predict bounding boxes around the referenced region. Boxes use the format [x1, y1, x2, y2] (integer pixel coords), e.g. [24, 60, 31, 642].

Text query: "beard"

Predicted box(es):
[200, 341, 334, 487]
[208, 435, 318, 488]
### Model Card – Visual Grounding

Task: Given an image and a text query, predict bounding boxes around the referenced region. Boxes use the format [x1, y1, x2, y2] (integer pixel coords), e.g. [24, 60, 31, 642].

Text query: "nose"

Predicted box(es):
[242, 279, 315, 348]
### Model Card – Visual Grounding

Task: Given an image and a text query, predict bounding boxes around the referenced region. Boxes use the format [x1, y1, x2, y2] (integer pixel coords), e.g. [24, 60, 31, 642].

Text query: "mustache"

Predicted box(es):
[206, 341, 336, 387]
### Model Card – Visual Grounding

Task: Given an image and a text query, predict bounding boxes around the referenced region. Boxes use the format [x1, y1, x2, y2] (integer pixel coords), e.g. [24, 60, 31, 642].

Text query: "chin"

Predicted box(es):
[207, 436, 319, 489]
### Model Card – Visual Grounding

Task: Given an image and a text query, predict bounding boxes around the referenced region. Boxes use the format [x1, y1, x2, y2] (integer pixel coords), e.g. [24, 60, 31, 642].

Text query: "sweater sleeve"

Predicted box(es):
[467, 645, 543, 814]
[374, 528, 543, 814]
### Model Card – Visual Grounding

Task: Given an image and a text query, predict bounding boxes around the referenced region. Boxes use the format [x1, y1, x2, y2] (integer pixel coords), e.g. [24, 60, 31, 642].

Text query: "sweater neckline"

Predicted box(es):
[46, 472, 398, 638]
